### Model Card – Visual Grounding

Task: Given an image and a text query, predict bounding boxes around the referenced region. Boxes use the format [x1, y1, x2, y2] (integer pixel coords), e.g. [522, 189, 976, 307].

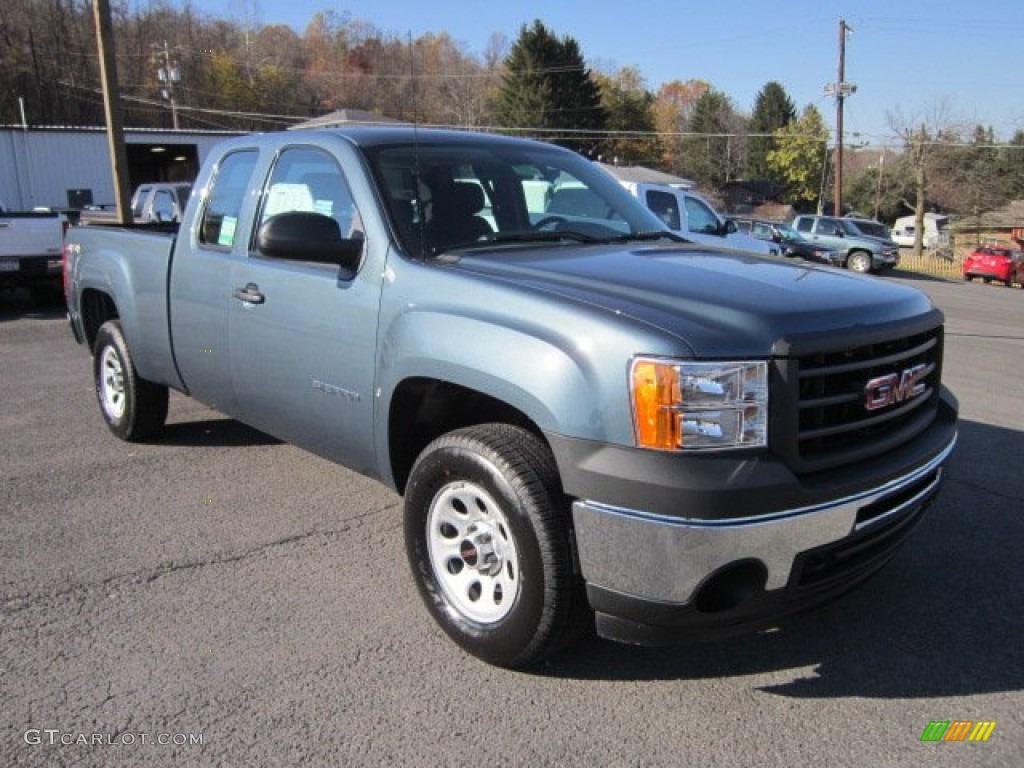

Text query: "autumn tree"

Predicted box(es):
[495, 20, 607, 155]
[766, 104, 829, 209]
[747, 81, 796, 185]
[651, 79, 709, 175]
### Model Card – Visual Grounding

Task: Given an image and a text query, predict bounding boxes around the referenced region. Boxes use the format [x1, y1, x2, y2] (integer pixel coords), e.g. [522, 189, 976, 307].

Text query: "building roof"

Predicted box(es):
[595, 162, 693, 188]
[288, 109, 406, 130]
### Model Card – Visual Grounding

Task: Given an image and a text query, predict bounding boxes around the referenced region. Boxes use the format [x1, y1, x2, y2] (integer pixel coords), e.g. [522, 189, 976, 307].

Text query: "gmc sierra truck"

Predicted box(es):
[65, 127, 958, 668]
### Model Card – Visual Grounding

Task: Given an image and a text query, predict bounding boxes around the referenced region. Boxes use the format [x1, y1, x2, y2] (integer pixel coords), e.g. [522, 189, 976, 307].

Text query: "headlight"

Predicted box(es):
[630, 358, 768, 451]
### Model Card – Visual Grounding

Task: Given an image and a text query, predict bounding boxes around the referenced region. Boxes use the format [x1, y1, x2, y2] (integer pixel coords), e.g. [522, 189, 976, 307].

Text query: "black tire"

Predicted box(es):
[93, 320, 168, 441]
[404, 423, 586, 668]
[846, 251, 872, 273]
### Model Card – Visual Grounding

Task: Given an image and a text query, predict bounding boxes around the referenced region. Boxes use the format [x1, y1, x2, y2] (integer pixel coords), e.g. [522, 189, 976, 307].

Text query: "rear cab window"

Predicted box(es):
[198, 150, 260, 249]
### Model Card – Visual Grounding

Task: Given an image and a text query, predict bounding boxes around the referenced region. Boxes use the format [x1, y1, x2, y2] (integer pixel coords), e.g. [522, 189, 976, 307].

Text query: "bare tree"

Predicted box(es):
[887, 100, 962, 258]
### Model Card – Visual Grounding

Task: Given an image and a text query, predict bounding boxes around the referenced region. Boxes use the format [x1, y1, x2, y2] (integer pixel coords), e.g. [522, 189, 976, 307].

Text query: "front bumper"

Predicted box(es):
[872, 249, 900, 269]
[550, 391, 957, 645]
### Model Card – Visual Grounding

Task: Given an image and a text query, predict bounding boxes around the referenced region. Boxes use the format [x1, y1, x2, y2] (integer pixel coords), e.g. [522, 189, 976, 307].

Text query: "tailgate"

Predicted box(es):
[0, 215, 64, 259]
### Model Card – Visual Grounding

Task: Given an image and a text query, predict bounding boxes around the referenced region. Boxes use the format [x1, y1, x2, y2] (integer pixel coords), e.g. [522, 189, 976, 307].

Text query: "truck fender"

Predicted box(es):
[376, 308, 629, 490]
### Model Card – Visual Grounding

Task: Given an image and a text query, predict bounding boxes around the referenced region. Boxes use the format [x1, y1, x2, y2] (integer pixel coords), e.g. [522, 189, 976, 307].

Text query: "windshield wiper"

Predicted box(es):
[481, 230, 604, 245]
[604, 230, 690, 244]
[425, 229, 686, 258]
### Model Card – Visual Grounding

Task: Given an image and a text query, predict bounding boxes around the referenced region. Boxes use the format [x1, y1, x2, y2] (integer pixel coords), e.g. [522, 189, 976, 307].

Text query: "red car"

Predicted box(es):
[962, 245, 1024, 287]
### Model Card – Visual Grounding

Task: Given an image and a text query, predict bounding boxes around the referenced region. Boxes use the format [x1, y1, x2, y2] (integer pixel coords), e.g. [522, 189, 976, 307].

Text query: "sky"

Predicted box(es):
[171, 0, 1023, 147]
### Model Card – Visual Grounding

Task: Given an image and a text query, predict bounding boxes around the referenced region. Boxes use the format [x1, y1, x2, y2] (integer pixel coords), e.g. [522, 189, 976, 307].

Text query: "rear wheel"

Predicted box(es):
[404, 424, 586, 668]
[93, 320, 168, 441]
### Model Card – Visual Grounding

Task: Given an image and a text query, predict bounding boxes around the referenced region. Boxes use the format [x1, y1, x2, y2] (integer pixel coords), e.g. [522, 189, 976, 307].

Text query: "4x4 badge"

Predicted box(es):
[865, 363, 929, 411]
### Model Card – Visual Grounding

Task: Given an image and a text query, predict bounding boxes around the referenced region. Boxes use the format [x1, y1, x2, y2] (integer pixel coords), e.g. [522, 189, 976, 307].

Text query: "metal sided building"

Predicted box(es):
[0, 126, 242, 211]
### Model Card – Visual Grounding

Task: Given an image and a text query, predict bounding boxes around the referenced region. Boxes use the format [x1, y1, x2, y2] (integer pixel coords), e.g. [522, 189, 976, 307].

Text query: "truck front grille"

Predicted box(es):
[773, 321, 944, 474]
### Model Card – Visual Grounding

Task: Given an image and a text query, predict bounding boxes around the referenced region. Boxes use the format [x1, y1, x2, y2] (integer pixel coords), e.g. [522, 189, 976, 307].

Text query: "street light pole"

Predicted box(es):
[154, 40, 180, 129]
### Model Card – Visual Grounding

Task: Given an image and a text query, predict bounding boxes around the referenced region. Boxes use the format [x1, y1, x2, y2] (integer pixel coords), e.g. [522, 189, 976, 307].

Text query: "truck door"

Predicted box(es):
[169, 148, 260, 415]
[228, 145, 379, 472]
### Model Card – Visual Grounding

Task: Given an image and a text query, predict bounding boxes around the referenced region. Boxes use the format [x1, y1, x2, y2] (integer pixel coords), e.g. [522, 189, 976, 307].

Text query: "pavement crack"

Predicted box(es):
[2, 501, 399, 616]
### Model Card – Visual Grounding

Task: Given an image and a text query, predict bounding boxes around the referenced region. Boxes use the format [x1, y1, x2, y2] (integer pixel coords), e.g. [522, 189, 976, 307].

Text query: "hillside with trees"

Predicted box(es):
[2, 0, 1022, 221]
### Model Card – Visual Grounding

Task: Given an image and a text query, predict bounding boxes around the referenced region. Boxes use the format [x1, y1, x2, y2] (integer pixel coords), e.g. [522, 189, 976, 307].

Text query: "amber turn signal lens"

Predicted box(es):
[631, 360, 681, 449]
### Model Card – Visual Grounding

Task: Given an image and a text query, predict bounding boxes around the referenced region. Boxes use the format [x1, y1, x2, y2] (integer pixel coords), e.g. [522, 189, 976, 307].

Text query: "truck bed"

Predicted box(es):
[67, 224, 184, 391]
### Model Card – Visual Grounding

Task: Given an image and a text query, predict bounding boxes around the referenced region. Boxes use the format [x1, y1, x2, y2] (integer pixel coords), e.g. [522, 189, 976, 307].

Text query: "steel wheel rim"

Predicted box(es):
[99, 346, 126, 421]
[426, 481, 520, 624]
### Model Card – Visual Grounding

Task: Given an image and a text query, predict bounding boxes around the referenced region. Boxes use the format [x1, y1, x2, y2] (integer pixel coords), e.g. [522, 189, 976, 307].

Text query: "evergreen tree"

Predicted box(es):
[495, 20, 607, 155]
[680, 90, 743, 191]
[748, 81, 796, 184]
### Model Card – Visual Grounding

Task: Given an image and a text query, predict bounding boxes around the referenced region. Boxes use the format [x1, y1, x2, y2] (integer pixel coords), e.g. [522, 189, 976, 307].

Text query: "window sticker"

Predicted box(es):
[218, 216, 237, 246]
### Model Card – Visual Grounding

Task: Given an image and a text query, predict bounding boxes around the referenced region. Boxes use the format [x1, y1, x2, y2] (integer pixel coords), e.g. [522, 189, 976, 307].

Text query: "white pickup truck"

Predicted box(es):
[620, 181, 778, 255]
[78, 182, 193, 226]
[0, 200, 67, 304]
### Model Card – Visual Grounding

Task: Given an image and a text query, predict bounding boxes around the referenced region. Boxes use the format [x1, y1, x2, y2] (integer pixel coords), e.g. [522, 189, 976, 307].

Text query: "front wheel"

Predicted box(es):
[846, 251, 872, 273]
[404, 424, 585, 668]
[93, 320, 168, 441]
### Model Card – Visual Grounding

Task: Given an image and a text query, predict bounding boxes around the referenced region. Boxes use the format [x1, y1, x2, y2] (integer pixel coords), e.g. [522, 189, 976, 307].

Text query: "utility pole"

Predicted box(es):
[153, 40, 181, 129]
[825, 19, 856, 216]
[92, 0, 132, 226]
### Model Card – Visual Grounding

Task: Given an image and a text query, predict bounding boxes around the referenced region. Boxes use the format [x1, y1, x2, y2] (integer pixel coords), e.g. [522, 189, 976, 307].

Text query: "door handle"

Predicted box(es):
[232, 282, 265, 305]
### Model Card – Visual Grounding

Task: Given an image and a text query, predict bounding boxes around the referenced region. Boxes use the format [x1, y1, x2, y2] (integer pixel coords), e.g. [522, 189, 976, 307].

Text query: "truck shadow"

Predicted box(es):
[0, 288, 66, 320]
[158, 417, 283, 448]
[541, 418, 1023, 699]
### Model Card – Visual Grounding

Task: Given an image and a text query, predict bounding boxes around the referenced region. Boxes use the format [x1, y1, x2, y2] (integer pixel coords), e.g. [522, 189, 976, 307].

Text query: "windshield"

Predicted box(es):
[775, 222, 802, 240]
[362, 139, 668, 258]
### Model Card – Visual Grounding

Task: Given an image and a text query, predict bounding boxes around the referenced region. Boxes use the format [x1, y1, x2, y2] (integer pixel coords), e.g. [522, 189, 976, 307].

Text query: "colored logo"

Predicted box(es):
[920, 720, 996, 742]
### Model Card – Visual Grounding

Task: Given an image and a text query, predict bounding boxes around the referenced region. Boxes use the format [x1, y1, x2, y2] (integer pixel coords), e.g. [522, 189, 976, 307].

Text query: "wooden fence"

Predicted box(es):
[895, 248, 962, 280]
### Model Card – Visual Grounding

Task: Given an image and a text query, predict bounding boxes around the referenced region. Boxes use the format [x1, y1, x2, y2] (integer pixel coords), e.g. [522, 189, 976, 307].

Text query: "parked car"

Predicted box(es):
[792, 214, 900, 273]
[733, 218, 842, 266]
[962, 245, 1024, 287]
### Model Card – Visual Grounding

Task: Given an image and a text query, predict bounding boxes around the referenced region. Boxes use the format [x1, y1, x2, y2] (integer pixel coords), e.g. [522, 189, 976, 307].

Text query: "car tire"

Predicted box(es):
[93, 320, 169, 441]
[847, 251, 872, 273]
[404, 423, 586, 668]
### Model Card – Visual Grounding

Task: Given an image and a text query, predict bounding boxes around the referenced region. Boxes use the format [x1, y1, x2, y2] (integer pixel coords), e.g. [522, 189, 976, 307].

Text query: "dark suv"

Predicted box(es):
[733, 218, 843, 266]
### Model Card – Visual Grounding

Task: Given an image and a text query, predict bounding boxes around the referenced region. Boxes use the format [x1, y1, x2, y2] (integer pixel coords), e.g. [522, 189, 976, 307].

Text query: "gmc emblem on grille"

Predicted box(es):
[864, 363, 929, 411]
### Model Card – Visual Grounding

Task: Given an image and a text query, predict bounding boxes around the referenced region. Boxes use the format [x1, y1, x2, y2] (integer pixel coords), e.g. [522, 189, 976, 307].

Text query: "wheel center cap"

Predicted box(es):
[460, 525, 502, 576]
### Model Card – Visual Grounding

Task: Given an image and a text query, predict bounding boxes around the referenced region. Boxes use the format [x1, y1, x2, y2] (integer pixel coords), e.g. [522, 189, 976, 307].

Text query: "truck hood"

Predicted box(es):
[447, 243, 935, 358]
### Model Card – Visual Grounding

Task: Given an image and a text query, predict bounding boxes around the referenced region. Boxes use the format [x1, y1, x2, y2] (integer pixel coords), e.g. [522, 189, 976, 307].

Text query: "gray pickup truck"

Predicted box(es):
[65, 127, 958, 668]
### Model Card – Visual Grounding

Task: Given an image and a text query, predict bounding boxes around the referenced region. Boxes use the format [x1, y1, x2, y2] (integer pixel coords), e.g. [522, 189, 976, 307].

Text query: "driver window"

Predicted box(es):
[683, 196, 720, 234]
[644, 190, 680, 230]
[257, 147, 362, 242]
[152, 190, 176, 222]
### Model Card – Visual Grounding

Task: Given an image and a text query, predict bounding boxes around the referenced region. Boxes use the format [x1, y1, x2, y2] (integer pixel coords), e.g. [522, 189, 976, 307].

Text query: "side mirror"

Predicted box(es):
[257, 211, 363, 274]
[722, 219, 738, 235]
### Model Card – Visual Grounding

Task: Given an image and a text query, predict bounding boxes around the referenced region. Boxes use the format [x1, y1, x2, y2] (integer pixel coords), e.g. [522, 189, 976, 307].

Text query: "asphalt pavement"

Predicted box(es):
[1, 272, 1021, 767]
